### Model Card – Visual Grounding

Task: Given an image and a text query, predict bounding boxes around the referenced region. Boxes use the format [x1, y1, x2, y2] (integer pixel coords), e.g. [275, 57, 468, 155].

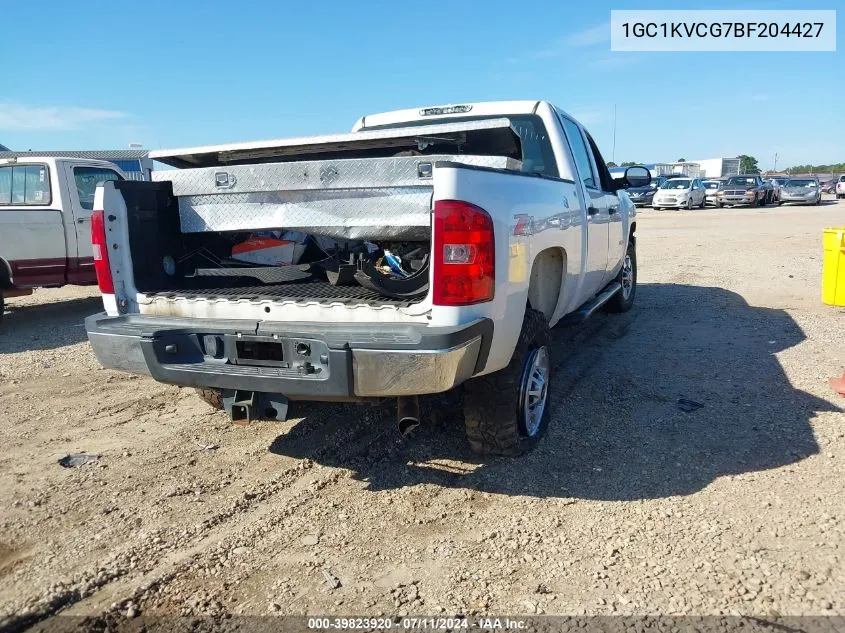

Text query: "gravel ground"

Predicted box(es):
[1, 200, 843, 628]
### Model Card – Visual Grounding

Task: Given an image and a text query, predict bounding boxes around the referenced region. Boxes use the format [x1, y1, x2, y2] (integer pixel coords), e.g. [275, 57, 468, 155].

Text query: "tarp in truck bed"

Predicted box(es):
[149, 118, 520, 168]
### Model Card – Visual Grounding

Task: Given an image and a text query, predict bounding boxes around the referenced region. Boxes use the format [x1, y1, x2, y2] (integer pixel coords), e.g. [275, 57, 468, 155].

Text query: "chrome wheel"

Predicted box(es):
[621, 254, 634, 300]
[518, 346, 550, 438]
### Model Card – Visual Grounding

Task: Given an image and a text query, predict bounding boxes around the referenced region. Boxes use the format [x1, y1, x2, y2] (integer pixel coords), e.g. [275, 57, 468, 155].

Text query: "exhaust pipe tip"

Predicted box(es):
[396, 396, 421, 436]
[398, 415, 421, 436]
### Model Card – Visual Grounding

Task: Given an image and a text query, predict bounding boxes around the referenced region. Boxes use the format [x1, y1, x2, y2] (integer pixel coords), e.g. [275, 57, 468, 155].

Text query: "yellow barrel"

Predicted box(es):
[822, 227, 845, 306]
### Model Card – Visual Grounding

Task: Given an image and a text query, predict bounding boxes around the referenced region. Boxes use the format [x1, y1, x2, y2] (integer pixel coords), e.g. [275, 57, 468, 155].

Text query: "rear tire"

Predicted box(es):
[463, 308, 551, 456]
[0, 294, 4, 322]
[606, 240, 637, 313]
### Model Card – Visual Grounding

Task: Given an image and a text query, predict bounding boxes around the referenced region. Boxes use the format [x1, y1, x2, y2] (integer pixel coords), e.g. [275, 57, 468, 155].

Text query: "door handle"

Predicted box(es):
[77, 217, 89, 224]
[608, 206, 618, 214]
[587, 206, 599, 216]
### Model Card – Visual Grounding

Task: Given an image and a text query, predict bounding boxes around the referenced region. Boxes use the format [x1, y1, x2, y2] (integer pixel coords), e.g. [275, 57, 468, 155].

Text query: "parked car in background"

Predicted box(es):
[820, 179, 836, 194]
[715, 175, 767, 207]
[627, 175, 667, 207]
[0, 157, 126, 319]
[778, 178, 821, 206]
[759, 179, 778, 205]
[702, 179, 723, 206]
[652, 177, 707, 210]
[769, 178, 789, 202]
[836, 175, 845, 199]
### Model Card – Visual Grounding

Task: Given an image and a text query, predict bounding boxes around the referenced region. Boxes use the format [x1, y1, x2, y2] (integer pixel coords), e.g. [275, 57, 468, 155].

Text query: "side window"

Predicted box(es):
[73, 167, 122, 211]
[585, 132, 616, 193]
[559, 117, 596, 189]
[0, 165, 51, 206]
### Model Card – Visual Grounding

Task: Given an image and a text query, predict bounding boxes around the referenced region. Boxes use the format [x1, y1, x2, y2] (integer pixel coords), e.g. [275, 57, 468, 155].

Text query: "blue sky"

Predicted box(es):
[0, 0, 841, 168]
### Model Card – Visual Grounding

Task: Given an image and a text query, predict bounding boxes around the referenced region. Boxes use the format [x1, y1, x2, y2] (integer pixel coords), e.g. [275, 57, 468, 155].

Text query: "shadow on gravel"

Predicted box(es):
[269, 283, 836, 500]
[0, 296, 100, 353]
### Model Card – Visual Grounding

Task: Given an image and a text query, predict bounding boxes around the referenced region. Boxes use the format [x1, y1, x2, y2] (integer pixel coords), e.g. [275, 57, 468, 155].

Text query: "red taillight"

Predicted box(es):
[91, 210, 114, 294]
[433, 200, 495, 306]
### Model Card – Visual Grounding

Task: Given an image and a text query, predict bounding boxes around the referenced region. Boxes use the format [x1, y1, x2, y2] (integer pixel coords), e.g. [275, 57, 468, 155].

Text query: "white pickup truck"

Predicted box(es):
[0, 157, 126, 318]
[85, 101, 649, 456]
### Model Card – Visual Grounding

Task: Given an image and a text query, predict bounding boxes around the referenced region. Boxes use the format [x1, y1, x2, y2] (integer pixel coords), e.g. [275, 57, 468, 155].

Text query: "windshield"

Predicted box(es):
[726, 177, 757, 186]
[773, 179, 789, 185]
[839, 176, 845, 182]
[786, 179, 816, 187]
[704, 181, 720, 190]
[659, 179, 691, 189]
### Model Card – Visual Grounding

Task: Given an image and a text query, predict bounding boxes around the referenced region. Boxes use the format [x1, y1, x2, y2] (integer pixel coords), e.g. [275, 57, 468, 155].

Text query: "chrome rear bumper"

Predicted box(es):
[86, 313, 492, 399]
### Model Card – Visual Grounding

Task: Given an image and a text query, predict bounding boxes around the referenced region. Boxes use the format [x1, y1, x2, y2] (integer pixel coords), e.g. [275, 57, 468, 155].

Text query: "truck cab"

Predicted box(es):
[0, 157, 126, 315]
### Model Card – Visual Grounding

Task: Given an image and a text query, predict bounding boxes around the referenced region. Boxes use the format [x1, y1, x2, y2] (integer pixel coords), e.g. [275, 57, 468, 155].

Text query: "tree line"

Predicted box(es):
[784, 163, 845, 174]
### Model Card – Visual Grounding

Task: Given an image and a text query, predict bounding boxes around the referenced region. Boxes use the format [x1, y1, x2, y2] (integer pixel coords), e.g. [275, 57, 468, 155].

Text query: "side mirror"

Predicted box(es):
[621, 166, 651, 189]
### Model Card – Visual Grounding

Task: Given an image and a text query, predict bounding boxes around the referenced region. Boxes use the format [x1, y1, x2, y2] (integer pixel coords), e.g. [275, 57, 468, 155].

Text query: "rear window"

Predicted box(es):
[704, 182, 720, 190]
[0, 164, 51, 206]
[839, 176, 845, 182]
[362, 114, 559, 178]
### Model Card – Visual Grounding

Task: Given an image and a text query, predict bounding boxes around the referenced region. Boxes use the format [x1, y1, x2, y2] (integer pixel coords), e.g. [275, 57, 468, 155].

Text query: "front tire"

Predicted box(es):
[463, 308, 551, 456]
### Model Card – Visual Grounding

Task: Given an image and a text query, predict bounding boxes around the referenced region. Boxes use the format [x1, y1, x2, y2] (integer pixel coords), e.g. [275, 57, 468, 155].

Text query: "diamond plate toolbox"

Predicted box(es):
[152, 155, 520, 239]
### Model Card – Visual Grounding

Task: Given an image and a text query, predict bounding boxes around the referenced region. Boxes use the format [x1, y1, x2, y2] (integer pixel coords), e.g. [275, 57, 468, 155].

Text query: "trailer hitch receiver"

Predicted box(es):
[222, 390, 289, 424]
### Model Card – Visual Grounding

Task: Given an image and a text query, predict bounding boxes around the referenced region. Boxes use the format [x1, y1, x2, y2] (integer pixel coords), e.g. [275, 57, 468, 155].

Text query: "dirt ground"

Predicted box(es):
[1, 199, 844, 628]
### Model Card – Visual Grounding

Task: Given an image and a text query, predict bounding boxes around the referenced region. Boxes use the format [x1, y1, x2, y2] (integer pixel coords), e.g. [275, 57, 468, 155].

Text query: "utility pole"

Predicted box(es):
[773, 152, 778, 173]
[612, 104, 617, 164]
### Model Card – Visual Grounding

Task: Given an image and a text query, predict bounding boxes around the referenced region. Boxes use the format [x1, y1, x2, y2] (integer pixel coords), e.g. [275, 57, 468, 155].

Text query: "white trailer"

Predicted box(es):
[692, 158, 741, 178]
[650, 162, 701, 178]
